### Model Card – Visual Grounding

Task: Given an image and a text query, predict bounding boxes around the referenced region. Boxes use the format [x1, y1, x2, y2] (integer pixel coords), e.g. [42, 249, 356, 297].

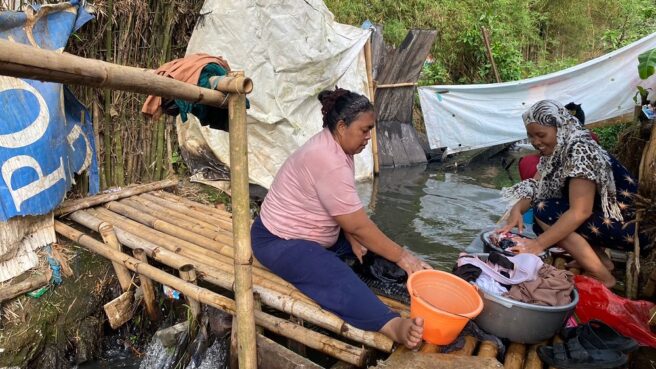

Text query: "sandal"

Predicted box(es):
[537, 335, 627, 369]
[561, 320, 639, 354]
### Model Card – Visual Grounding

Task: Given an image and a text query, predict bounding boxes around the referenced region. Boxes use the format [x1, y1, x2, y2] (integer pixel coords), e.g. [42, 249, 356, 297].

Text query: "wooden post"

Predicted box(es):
[99, 223, 133, 292]
[452, 336, 477, 356]
[179, 264, 202, 323]
[480, 27, 501, 83]
[132, 248, 159, 321]
[524, 343, 544, 369]
[228, 70, 258, 369]
[364, 38, 380, 175]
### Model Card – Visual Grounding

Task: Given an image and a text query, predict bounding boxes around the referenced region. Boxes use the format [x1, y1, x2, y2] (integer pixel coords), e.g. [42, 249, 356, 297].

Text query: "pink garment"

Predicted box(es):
[457, 253, 544, 285]
[260, 128, 362, 247]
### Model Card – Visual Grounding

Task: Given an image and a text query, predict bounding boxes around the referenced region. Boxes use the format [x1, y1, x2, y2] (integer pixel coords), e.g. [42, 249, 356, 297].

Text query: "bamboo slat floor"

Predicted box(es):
[59, 188, 618, 368]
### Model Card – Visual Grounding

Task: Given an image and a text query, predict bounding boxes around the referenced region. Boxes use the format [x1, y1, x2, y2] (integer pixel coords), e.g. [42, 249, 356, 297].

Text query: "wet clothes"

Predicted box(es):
[505, 264, 574, 306]
[250, 216, 399, 331]
[532, 155, 650, 252]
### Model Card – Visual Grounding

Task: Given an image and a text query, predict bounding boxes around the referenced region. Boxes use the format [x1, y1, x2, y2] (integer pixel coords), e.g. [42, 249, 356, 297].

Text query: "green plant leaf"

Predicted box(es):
[638, 47, 656, 79]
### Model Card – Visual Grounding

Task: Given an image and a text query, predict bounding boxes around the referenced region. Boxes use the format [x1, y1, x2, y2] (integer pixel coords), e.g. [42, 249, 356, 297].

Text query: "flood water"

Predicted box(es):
[359, 150, 523, 271]
[82, 149, 526, 368]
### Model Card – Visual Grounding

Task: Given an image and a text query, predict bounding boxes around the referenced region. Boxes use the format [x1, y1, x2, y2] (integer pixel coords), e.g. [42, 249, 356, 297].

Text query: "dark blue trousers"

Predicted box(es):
[251, 216, 399, 331]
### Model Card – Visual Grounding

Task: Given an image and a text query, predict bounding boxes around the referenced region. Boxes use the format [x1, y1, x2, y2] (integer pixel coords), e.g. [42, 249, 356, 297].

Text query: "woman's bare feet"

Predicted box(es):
[566, 248, 614, 271]
[380, 317, 424, 349]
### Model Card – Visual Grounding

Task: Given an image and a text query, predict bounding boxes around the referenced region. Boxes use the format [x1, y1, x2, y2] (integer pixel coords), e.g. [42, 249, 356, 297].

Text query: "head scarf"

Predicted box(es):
[504, 100, 622, 221]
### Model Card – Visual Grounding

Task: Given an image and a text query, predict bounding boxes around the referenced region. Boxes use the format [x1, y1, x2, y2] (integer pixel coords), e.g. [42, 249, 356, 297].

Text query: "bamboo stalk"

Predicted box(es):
[477, 341, 498, 358]
[364, 38, 379, 175]
[55, 221, 366, 366]
[0, 272, 50, 302]
[55, 179, 177, 216]
[68, 210, 394, 352]
[0, 40, 252, 106]
[141, 192, 234, 231]
[103, 200, 233, 256]
[69, 210, 310, 304]
[114, 120, 125, 186]
[480, 26, 501, 83]
[452, 336, 477, 356]
[524, 343, 544, 369]
[374, 82, 417, 89]
[179, 264, 202, 323]
[229, 70, 257, 369]
[103, 0, 114, 188]
[154, 118, 165, 180]
[132, 248, 159, 321]
[504, 342, 526, 369]
[419, 344, 440, 353]
[150, 190, 233, 221]
[98, 223, 133, 292]
[126, 196, 226, 236]
[120, 197, 233, 245]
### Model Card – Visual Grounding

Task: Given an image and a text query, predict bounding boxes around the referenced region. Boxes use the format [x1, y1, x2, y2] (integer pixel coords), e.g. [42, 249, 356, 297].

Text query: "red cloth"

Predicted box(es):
[518, 154, 540, 180]
[141, 53, 230, 120]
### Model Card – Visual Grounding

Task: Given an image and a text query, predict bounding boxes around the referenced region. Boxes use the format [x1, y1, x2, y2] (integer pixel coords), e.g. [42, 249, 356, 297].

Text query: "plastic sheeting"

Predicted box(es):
[419, 32, 656, 154]
[185, 0, 372, 189]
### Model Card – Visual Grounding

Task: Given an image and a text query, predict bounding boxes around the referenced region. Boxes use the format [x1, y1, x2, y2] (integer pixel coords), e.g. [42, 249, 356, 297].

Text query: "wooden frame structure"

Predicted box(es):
[0, 40, 258, 368]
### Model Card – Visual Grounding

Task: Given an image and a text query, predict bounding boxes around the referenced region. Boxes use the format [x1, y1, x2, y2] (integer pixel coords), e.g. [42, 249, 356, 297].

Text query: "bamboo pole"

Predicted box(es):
[374, 82, 418, 89]
[452, 336, 477, 356]
[364, 38, 379, 175]
[132, 248, 159, 321]
[477, 341, 498, 359]
[120, 197, 233, 245]
[504, 342, 526, 369]
[103, 0, 114, 188]
[103, 200, 233, 255]
[0, 272, 50, 302]
[150, 190, 234, 219]
[68, 210, 394, 352]
[524, 343, 543, 369]
[141, 193, 234, 231]
[0, 40, 252, 106]
[98, 223, 133, 292]
[54, 221, 366, 366]
[179, 264, 202, 323]
[55, 179, 177, 216]
[480, 26, 501, 83]
[229, 70, 258, 369]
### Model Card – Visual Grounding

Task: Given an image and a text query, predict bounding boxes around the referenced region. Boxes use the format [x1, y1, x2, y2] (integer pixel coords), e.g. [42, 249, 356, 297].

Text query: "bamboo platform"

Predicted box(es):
[54, 182, 594, 368]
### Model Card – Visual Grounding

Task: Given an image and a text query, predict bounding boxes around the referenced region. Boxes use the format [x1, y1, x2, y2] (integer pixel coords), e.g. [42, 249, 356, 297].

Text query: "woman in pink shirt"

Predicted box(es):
[251, 88, 431, 348]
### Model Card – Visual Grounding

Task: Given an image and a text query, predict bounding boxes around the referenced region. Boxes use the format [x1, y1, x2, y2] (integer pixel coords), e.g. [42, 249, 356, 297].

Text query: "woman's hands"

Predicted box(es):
[344, 232, 368, 263]
[507, 238, 545, 255]
[497, 198, 532, 234]
[396, 249, 432, 276]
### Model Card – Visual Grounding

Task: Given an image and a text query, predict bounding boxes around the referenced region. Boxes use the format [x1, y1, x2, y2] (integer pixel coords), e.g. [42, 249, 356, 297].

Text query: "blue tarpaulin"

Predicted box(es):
[0, 1, 98, 221]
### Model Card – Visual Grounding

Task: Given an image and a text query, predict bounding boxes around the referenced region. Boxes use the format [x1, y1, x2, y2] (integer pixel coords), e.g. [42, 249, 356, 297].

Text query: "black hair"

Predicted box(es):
[564, 102, 585, 126]
[317, 88, 373, 133]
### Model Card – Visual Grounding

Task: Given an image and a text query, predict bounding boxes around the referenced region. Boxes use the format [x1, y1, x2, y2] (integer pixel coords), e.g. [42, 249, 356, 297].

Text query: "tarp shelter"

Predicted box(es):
[419, 32, 656, 154]
[0, 1, 97, 281]
[182, 0, 372, 189]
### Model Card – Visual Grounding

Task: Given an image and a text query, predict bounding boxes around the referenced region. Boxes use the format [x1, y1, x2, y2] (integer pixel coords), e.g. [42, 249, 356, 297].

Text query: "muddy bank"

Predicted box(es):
[0, 247, 115, 368]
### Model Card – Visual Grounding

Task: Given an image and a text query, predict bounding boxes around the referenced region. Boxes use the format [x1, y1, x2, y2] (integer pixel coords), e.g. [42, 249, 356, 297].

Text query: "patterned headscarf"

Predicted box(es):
[503, 100, 623, 221]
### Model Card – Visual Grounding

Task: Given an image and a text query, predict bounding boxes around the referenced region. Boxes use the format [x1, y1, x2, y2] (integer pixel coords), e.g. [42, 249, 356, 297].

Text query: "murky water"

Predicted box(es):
[82, 149, 525, 368]
[359, 151, 524, 271]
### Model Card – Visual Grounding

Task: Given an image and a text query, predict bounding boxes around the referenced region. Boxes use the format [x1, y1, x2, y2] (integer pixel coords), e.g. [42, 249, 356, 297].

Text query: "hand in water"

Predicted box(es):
[497, 208, 524, 234]
[396, 249, 432, 275]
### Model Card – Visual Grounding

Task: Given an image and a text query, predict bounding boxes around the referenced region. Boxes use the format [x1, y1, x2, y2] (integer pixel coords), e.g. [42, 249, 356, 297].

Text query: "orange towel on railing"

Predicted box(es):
[141, 53, 230, 120]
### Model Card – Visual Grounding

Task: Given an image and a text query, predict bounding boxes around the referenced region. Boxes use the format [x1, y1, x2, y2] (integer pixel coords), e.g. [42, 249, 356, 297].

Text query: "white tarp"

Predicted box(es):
[185, 0, 372, 189]
[419, 32, 656, 154]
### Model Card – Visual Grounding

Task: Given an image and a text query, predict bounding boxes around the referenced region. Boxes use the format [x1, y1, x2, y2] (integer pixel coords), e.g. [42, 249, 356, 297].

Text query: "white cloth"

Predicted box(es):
[418, 32, 656, 154]
[458, 253, 544, 286]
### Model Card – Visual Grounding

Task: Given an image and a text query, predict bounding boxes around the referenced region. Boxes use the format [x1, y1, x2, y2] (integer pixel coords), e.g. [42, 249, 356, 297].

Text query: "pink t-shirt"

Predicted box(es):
[260, 128, 363, 247]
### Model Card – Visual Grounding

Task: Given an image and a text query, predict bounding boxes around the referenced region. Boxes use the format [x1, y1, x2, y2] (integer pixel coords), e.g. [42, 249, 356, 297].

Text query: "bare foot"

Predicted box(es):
[380, 317, 424, 349]
[567, 253, 614, 271]
[583, 271, 616, 289]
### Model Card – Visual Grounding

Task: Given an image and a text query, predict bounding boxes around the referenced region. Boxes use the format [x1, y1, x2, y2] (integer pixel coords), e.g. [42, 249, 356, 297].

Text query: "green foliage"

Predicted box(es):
[325, 0, 656, 85]
[638, 48, 656, 79]
[593, 123, 631, 152]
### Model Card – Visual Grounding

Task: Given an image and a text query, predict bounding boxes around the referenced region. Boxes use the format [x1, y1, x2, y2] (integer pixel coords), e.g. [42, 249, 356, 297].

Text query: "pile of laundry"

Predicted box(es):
[453, 251, 574, 306]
